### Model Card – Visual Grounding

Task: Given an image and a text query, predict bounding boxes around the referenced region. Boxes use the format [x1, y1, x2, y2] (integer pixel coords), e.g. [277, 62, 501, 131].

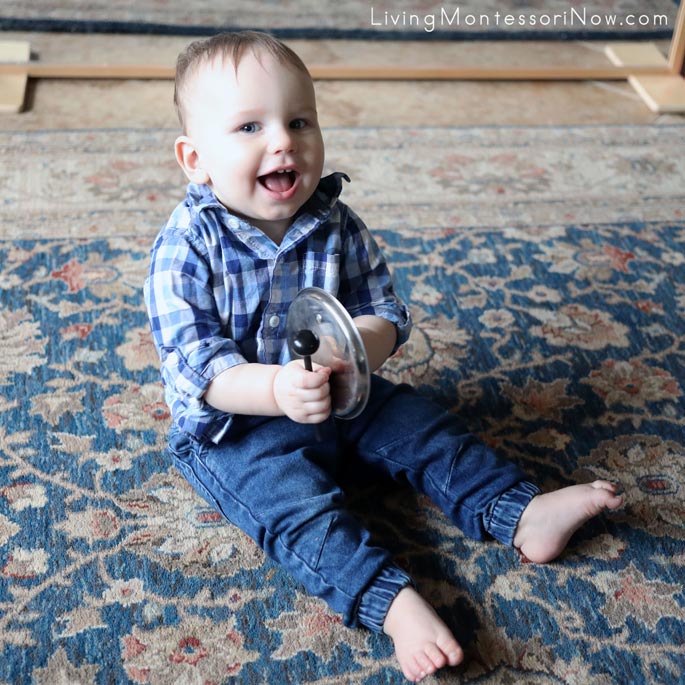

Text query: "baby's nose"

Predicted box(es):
[269, 125, 296, 154]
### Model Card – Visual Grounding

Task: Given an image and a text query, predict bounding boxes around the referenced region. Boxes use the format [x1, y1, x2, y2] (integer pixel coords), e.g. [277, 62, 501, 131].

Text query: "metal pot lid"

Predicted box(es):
[286, 287, 370, 419]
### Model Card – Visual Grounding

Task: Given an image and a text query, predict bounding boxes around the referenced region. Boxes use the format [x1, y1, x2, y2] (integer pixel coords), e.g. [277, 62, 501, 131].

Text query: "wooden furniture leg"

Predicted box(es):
[0, 41, 29, 113]
[606, 2, 685, 113]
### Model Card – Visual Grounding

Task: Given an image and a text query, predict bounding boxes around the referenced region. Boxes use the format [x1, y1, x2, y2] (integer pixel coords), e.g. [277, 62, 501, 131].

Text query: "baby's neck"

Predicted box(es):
[253, 219, 290, 246]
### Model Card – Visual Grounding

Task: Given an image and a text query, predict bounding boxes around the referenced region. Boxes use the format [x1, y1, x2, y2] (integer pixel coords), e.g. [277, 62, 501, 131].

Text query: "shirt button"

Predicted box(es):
[269, 315, 280, 328]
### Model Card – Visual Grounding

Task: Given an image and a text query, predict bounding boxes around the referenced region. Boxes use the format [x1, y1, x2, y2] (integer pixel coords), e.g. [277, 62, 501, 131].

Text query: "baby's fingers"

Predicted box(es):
[297, 384, 331, 403]
[297, 365, 331, 389]
[301, 396, 332, 424]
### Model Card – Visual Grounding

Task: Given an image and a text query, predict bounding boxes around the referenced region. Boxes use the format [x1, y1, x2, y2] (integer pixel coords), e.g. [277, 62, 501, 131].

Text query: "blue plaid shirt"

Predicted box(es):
[144, 173, 411, 443]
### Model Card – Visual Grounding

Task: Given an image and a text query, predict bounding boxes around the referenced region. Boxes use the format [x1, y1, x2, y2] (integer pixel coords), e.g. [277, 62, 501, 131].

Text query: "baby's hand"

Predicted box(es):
[273, 360, 332, 424]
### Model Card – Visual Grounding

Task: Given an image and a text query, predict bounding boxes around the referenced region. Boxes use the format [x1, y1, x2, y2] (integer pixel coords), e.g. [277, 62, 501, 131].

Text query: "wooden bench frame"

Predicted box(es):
[1, 2, 684, 113]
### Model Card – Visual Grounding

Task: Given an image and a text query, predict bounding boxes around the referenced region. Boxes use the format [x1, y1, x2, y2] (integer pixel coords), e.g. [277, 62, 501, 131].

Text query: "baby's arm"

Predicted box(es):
[204, 313, 396, 421]
[205, 314, 393, 422]
[338, 205, 410, 371]
[354, 315, 398, 372]
[204, 361, 332, 424]
[146, 229, 334, 426]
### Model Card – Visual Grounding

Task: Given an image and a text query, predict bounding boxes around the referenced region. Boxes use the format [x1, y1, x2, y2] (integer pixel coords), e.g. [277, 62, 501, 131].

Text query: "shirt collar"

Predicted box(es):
[304, 172, 351, 215]
[185, 182, 223, 212]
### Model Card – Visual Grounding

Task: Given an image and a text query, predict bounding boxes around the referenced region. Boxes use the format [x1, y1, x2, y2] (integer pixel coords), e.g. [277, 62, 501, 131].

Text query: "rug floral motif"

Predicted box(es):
[0, 126, 684, 684]
[0, 0, 678, 38]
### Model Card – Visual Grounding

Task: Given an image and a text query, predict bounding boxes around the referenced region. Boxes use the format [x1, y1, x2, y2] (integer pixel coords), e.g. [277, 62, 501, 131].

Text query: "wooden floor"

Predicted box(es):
[2, 32, 684, 130]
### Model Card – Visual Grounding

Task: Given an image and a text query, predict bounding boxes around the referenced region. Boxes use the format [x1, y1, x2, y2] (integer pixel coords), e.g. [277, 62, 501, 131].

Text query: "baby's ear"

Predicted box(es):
[174, 136, 210, 184]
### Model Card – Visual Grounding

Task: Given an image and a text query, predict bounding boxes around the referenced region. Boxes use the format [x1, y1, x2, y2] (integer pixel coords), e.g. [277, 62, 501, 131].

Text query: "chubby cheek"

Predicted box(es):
[311, 157, 326, 192]
[308, 134, 325, 171]
[212, 161, 258, 200]
[303, 160, 325, 197]
[205, 140, 258, 181]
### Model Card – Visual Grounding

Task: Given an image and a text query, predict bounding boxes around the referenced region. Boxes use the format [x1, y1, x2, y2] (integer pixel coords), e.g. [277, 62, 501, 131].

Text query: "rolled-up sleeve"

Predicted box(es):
[144, 230, 247, 401]
[337, 205, 412, 352]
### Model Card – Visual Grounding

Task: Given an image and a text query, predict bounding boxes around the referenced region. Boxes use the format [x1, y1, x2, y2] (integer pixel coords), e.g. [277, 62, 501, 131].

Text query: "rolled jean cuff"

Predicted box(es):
[356, 563, 413, 633]
[485, 480, 540, 547]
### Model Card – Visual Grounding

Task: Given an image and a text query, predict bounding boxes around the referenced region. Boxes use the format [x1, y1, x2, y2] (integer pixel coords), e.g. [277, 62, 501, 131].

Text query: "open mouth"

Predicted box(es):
[258, 169, 299, 193]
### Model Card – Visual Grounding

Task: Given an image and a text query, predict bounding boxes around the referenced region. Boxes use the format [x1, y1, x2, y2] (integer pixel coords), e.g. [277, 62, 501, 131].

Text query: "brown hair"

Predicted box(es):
[174, 31, 311, 132]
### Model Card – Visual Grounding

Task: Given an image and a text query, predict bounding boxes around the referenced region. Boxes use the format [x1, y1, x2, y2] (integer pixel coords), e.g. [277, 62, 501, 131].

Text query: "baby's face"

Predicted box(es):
[182, 51, 325, 240]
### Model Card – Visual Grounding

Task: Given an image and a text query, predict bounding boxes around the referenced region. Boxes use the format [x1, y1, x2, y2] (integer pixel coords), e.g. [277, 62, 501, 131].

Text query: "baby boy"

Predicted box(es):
[145, 31, 623, 683]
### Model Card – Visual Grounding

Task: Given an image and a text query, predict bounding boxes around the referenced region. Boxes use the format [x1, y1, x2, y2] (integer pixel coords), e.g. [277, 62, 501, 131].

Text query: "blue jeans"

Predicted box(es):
[167, 375, 539, 633]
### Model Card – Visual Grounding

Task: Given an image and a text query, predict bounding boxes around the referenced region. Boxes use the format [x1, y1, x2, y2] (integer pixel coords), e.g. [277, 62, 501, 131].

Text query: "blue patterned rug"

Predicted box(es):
[0, 125, 684, 684]
[0, 0, 678, 39]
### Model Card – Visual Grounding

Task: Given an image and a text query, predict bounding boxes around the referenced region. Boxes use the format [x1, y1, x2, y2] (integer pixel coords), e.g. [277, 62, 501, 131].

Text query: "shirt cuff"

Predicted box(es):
[372, 303, 412, 353]
[162, 344, 247, 400]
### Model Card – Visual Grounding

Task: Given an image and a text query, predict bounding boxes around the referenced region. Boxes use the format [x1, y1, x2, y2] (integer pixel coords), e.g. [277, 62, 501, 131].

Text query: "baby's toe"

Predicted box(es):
[590, 482, 624, 509]
[401, 654, 427, 683]
[399, 661, 419, 683]
[414, 650, 436, 678]
[424, 642, 447, 670]
[591, 479, 616, 491]
[437, 635, 464, 666]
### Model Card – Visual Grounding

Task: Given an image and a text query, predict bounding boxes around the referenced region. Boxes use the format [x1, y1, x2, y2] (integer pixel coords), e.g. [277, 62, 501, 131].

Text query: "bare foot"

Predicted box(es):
[513, 480, 624, 563]
[383, 586, 463, 683]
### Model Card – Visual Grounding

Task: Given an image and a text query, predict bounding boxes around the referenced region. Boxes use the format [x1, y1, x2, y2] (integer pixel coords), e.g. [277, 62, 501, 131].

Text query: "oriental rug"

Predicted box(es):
[0, 0, 678, 40]
[0, 125, 684, 685]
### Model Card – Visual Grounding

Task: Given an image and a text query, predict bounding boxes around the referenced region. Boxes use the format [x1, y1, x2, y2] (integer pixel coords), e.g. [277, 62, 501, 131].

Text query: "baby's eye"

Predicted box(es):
[290, 118, 308, 130]
[239, 123, 260, 134]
